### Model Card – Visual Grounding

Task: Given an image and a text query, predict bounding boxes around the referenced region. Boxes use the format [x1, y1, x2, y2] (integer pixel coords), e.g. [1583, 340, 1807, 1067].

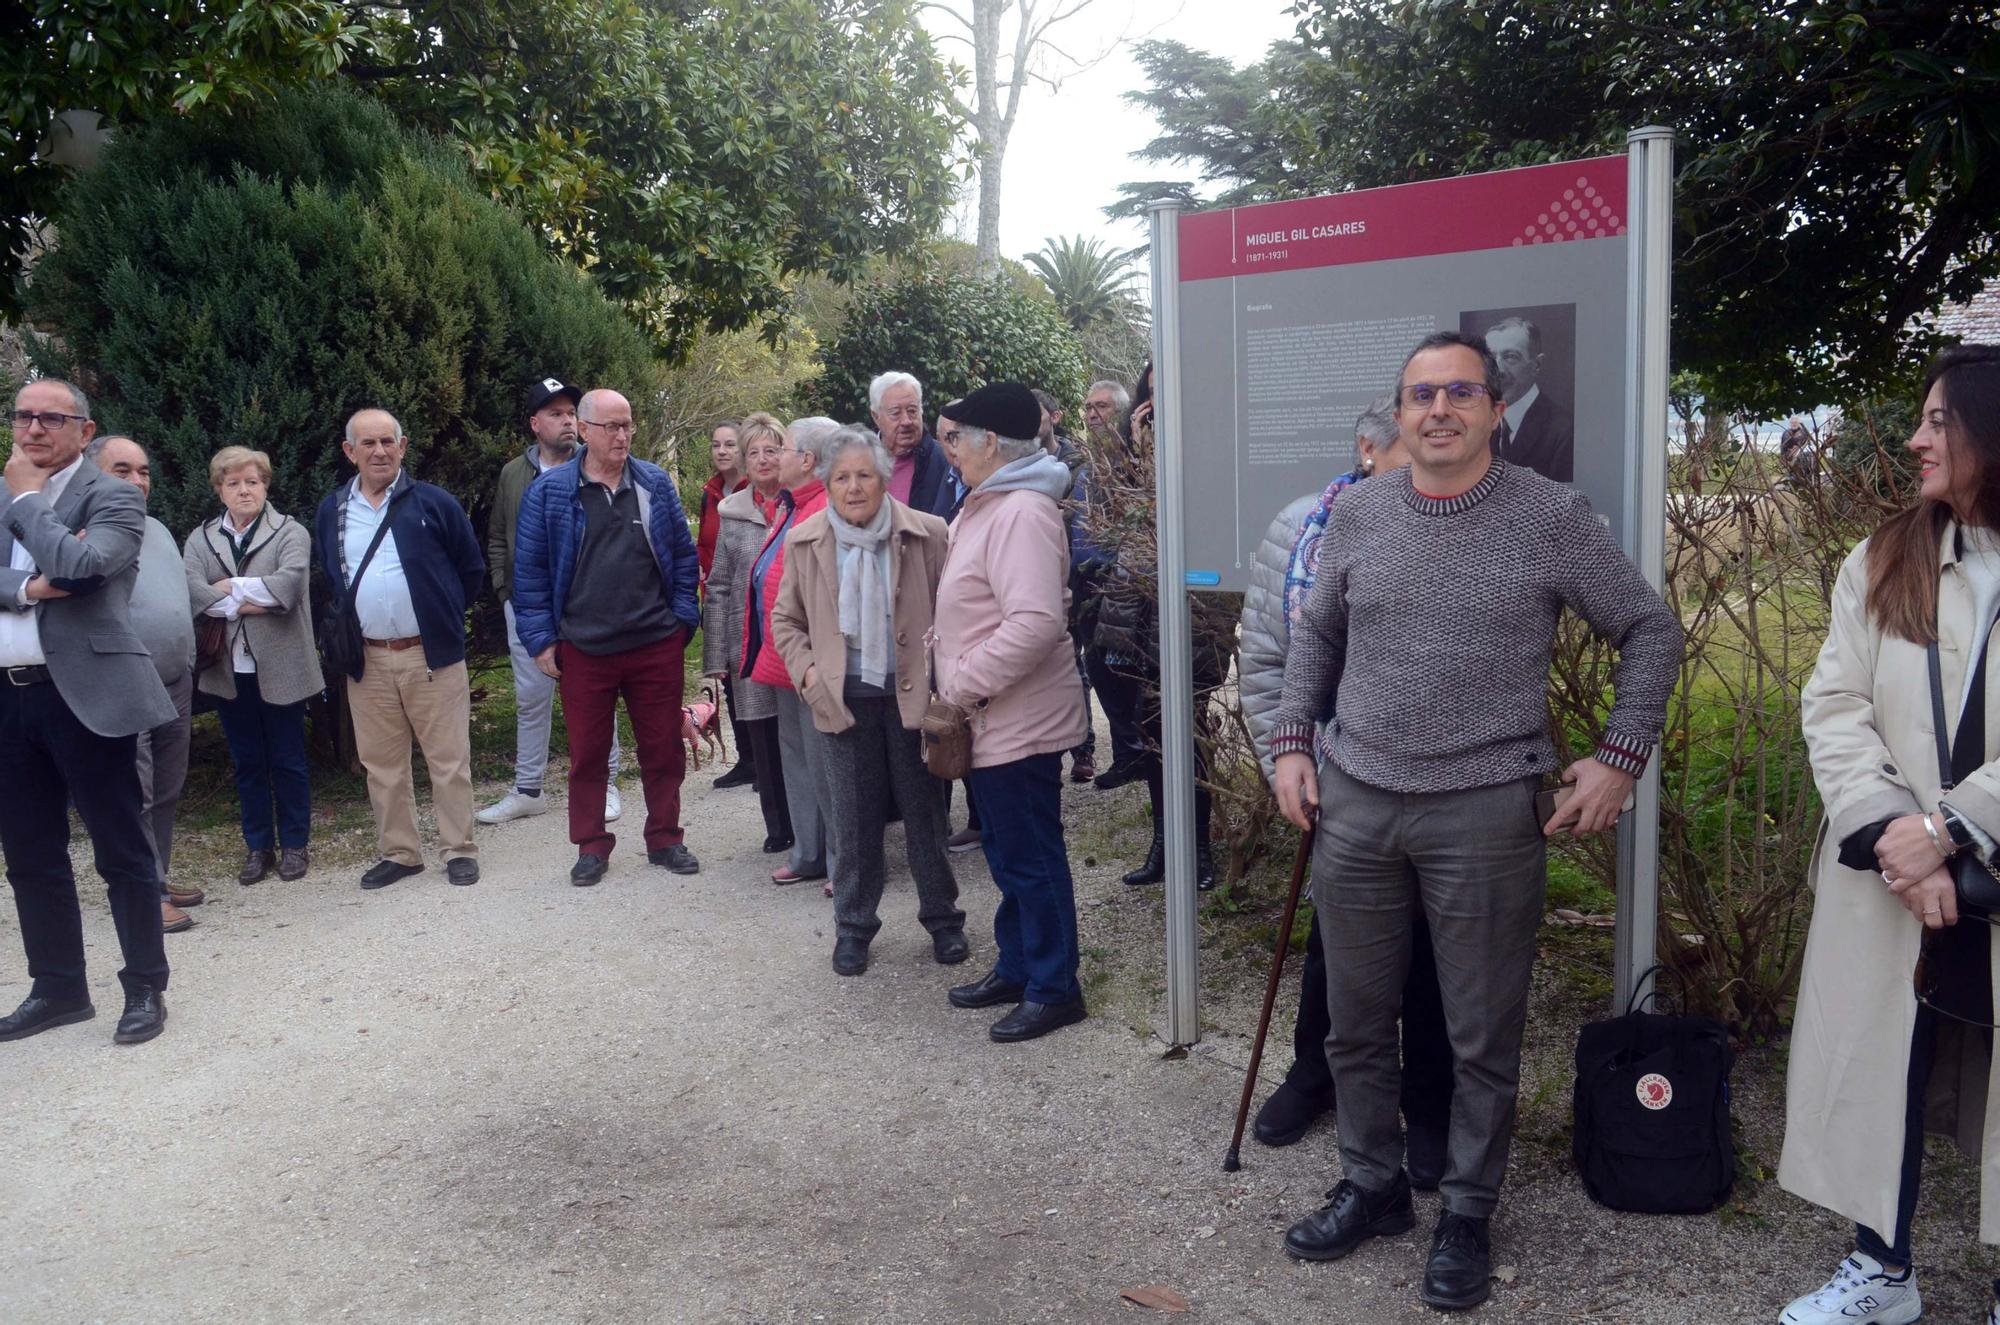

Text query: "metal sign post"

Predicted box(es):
[1613, 126, 1675, 1015]
[1149, 199, 1201, 1049]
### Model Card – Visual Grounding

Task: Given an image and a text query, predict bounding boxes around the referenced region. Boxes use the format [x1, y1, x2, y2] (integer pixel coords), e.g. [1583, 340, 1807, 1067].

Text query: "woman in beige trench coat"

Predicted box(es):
[1780, 345, 2000, 1325]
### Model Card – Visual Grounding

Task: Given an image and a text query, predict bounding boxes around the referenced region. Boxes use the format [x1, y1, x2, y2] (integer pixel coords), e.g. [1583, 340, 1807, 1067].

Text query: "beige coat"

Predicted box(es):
[1782, 524, 2000, 1242]
[767, 499, 948, 735]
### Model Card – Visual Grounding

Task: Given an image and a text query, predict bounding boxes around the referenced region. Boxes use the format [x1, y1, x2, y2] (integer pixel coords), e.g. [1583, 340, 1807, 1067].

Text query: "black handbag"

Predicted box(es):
[319, 507, 396, 682]
[1571, 967, 1736, 1215]
[1927, 639, 2000, 913]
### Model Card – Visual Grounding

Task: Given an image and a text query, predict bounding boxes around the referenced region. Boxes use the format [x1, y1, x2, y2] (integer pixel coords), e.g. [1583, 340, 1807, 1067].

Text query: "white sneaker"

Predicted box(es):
[605, 786, 622, 823]
[476, 790, 550, 825]
[1778, 1252, 1920, 1325]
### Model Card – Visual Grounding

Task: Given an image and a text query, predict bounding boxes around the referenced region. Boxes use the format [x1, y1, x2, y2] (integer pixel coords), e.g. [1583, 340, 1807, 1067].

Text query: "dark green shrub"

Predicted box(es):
[809, 272, 1091, 425]
[23, 86, 654, 538]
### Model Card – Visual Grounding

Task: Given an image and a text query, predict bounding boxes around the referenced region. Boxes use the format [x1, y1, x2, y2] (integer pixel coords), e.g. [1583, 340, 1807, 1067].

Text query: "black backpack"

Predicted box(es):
[1571, 968, 1736, 1214]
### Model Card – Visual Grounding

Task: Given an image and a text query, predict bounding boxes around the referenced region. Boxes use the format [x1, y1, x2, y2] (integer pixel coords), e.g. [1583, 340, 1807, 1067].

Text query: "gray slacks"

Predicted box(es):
[774, 687, 834, 877]
[503, 600, 620, 792]
[821, 696, 962, 942]
[1314, 760, 1547, 1218]
[136, 668, 194, 898]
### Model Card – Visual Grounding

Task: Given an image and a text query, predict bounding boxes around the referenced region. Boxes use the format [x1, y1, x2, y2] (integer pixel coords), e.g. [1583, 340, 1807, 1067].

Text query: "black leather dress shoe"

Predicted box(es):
[648, 844, 700, 874]
[948, 968, 1026, 1009]
[989, 997, 1087, 1042]
[713, 762, 756, 790]
[278, 847, 310, 881]
[113, 987, 167, 1045]
[360, 860, 424, 890]
[931, 928, 970, 965]
[571, 853, 608, 887]
[445, 858, 480, 886]
[1420, 1212, 1492, 1311]
[1407, 1120, 1448, 1192]
[761, 833, 793, 854]
[832, 935, 870, 976]
[239, 848, 276, 885]
[1122, 834, 1165, 886]
[1093, 755, 1151, 791]
[1252, 1080, 1336, 1147]
[0, 994, 95, 1041]
[1282, 1173, 1415, 1262]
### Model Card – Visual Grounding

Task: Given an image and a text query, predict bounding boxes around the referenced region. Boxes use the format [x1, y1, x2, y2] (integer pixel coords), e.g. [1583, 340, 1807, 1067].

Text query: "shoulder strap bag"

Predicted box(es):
[318, 505, 397, 683]
[1926, 638, 2000, 913]
[918, 629, 973, 781]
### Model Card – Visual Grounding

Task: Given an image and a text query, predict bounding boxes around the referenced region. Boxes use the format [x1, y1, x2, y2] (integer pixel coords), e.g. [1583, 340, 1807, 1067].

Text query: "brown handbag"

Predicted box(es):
[194, 615, 228, 672]
[919, 696, 973, 780]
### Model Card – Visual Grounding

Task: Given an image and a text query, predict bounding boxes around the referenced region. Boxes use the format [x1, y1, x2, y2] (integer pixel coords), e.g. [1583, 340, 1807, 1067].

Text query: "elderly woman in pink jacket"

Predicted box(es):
[933, 383, 1090, 1043]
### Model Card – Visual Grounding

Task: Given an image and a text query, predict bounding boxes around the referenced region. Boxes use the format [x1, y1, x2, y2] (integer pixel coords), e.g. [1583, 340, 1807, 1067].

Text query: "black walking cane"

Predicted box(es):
[1223, 821, 1317, 1173]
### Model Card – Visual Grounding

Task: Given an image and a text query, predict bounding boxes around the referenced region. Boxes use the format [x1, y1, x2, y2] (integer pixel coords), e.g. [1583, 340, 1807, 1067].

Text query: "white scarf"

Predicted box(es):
[829, 499, 895, 688]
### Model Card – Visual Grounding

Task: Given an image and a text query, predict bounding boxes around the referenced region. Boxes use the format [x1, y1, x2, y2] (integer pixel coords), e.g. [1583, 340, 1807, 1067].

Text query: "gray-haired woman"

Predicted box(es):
[769, 427, 964, 975]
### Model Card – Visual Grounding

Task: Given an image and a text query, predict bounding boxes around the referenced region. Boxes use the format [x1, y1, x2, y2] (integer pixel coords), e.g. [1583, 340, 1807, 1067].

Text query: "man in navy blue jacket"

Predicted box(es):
[513, 388, 701, 887]
[315, 409, 485, 890]
[869, 371, 960, 520]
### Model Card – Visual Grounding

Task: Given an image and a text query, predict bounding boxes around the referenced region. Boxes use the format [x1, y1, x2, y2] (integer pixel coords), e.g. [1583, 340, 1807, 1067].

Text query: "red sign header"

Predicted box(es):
[1176, 155, 1628, 283]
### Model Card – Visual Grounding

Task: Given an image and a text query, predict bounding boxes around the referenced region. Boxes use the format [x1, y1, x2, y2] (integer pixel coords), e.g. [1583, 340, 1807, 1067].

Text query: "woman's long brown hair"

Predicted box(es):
[1866, 345, 2000, 643]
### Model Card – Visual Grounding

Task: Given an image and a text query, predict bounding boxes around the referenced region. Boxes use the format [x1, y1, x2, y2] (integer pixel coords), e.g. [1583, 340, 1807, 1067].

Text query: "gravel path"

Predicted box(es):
[5, 743, 1998, 1324]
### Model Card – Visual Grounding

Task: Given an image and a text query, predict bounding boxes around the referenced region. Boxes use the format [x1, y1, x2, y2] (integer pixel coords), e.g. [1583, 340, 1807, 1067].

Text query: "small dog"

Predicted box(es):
[682, 680, 727, 770]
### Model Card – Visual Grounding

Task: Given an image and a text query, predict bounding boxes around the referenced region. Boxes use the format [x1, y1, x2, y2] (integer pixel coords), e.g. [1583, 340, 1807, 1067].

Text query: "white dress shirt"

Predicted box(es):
[0, 455, 89, 667]
[343, 477, 420, 640]
[202, 510, 282, 672]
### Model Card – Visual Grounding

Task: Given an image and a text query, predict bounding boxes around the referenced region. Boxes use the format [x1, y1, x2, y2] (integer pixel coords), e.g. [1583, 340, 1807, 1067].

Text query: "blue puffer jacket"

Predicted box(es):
[511, 449, 700, 657]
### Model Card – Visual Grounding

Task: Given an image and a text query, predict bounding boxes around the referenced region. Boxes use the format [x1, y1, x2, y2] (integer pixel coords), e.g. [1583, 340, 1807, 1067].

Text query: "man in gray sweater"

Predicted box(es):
[91, 436, 201, 934]
[1268, 332, 1682, 1310]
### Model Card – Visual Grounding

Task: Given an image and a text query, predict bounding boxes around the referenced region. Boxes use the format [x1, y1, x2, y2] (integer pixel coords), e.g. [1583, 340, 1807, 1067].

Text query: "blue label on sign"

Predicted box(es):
[1185, 570, 1221, 586]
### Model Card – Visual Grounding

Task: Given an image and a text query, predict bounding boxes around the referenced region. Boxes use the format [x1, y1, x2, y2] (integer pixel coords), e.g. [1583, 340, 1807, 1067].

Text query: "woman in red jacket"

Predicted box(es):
[696, 420, 753, 787]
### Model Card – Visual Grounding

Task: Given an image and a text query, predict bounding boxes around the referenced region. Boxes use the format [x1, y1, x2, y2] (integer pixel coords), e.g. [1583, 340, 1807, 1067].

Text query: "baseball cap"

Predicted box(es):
[524, 377, 582, 415]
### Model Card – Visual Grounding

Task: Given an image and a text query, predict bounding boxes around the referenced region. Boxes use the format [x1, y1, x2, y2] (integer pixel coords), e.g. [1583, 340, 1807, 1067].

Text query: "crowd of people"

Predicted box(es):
[6, 336, 2000, 1322]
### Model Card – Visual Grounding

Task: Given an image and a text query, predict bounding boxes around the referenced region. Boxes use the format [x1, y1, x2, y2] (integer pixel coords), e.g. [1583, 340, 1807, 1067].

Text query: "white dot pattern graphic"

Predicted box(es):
[1510, 172, 1628, 246]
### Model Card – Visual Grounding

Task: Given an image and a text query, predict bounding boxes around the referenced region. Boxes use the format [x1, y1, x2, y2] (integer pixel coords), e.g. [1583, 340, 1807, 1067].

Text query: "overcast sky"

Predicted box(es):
[924, 1, 1304, 264]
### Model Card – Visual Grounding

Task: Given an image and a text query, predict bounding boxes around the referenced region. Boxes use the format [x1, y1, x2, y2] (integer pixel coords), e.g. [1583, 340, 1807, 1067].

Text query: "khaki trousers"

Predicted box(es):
[346, 650, 475, 867]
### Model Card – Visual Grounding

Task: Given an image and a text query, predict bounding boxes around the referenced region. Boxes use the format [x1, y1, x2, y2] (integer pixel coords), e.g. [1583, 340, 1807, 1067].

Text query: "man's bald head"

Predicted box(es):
[577, 389, 636, 474]
[93, 435, 152, 500]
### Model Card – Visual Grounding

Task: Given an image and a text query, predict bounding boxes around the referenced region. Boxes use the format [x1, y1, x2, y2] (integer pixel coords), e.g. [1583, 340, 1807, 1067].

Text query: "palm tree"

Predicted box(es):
[1026, 234, 1146, 332]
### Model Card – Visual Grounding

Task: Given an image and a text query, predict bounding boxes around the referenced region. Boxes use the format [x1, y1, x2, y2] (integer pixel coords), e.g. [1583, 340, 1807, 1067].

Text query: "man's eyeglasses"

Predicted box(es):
[1397, 382, 1494, 411]
[579, 419, 636, 436]
[10, 410, 89, 430]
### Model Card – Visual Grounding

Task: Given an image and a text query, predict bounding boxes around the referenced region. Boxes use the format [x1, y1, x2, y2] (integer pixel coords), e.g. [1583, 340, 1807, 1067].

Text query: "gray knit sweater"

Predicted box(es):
[1269, 461, 1682, 793]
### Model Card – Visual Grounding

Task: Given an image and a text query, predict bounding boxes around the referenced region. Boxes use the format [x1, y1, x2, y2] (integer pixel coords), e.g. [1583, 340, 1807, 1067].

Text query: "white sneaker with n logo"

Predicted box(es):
[1778, 1252, 1920, 1325]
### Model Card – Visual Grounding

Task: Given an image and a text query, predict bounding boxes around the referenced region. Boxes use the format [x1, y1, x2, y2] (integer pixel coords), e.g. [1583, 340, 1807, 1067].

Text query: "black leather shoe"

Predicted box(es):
[648, 844, 700, 874]
[239, 848, 276, 885]
[931, 928, 970, 965]
[1282, 1173, 1415, 1262]
[990, 997, 1087, 1042]
[1196, 843, 1218, 892]
[445, 858, 480, 886]
[1252, 1080, 1336, 1147]
[359, 860, 423, 890]
[571, 853, 608, 887]
[1122, 832, 1165, 886]
[1407, 1121, 1448, 1193]
[0, 994, 95, 1041]
[832, 935, 870, 976]
[713, 762, 755, 790]
[948, 968, 1026, 1009]
[761, 833, 793, 854]
[278, 847, 309, 881]
[1093, 755, 1151, 791]
[1420, 1212, 1492, 1311]
[113, 987, 167, 1045]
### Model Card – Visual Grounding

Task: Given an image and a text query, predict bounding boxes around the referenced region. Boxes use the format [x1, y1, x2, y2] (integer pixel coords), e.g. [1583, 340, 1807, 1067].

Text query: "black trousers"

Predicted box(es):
[0, 678, 167, 1002]
[1087, 649, 1218, 849]
[740, 715, 791, 844]
[1285, 908, 1455, 1130]
[721, 674, 754, 773]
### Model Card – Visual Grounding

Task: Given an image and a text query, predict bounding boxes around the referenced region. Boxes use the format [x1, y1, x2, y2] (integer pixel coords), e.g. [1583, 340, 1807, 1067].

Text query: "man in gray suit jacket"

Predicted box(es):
[0, 378, 178, 1046]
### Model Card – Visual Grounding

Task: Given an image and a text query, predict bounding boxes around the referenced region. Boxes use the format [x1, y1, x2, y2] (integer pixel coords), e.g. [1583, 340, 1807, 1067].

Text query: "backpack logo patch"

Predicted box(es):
[1636, 1073, 1673, 1110]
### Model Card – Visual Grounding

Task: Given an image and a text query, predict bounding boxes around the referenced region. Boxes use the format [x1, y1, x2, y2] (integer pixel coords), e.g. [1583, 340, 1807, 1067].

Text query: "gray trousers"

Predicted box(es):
[774, 687, 833, 877]
[136, 668, 194, 898]
[503, 600, 619, 792]
[1314, 761, 1547, 1218]
[822, 696, 962, 942]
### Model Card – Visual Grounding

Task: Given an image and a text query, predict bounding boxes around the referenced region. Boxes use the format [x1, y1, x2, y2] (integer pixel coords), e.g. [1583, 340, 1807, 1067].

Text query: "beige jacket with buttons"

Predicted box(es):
[767, 499, 947, 735]
[1782, 522, 2000, 1242]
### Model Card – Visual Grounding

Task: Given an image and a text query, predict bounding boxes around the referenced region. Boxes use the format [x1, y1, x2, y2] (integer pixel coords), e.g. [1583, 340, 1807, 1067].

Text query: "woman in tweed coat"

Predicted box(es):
[702, 413, 792, 857]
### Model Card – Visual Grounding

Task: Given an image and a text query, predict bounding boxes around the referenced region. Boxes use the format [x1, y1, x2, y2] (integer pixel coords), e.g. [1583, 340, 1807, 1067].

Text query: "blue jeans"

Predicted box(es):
[967, 753, 1080, 1005]
[215, 671, 311, 851]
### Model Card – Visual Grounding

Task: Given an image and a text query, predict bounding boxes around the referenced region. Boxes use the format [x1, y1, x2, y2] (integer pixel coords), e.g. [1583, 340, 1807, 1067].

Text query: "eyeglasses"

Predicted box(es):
[941, 428, 983, 446]
[579, 419, 636, 436]
[1397, 382, 1493, 411]
[1915, 921, 2000, 1029]
[10, 409, 89, 430]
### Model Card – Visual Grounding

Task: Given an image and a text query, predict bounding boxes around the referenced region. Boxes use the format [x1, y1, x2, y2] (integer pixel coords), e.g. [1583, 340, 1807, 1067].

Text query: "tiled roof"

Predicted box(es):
[1930, 285, 2000, 344]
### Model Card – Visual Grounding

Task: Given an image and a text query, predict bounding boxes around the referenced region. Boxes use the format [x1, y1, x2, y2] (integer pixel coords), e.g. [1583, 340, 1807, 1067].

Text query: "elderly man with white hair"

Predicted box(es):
[869, 371, 961, 520]
[513, 387, 702, 887]
[314, 407, 486, 891]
